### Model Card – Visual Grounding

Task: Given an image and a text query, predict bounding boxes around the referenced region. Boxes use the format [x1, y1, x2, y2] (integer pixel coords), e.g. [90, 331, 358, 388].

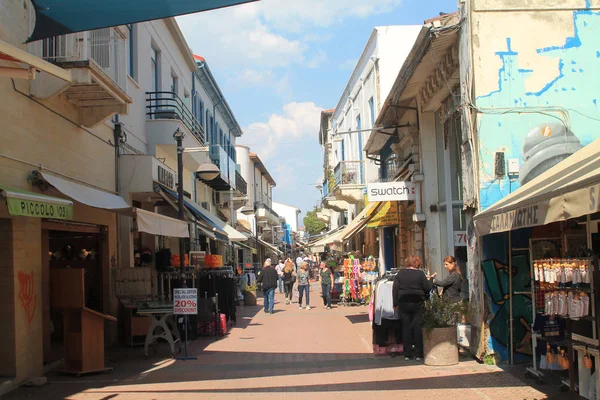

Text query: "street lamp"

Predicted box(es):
[173, 128, 186, 286]
[196, 162, 220, 181]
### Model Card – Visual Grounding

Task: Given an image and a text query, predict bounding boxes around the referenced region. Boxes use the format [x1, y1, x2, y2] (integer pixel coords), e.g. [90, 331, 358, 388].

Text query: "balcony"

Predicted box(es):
[147, 91, 205, 144]
[235, 170, 247, 196]
[331, 161, 365, 204]
[316, 208, 331, 223]
[256, 201, 280, 225]
[29, 28, 132, 127]
[194, 144, 235, 191]
[321, 178, 348, 212]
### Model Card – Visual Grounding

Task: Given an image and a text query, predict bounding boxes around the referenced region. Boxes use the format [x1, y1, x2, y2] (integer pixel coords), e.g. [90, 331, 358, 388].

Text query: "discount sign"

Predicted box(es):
[173, 288, 198, 315]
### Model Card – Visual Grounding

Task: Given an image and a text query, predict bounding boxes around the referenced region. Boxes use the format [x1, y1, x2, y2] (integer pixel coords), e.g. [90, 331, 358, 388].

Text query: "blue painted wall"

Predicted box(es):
[477, 9, 600, 210]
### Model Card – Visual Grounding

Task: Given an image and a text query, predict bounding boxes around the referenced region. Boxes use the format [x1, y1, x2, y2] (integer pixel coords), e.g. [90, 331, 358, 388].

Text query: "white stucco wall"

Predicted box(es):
[272, 202, 300, 232]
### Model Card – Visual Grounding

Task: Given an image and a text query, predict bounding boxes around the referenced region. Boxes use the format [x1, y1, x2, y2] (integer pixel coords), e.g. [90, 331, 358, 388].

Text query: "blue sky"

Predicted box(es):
[177, 0, 456, 225]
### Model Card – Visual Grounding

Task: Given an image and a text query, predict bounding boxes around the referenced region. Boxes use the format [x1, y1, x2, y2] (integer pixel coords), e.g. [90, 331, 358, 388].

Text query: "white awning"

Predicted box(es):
[258, 238, 283, 255]
[40, 171, 130, 210]
[474, 138, 600, 236]
[133, 208, 189, 238]
[310, 226, 346, 248]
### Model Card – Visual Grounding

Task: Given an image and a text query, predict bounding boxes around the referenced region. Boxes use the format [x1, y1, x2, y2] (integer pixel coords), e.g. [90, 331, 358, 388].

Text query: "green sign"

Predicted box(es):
[7, 197, 73, 220]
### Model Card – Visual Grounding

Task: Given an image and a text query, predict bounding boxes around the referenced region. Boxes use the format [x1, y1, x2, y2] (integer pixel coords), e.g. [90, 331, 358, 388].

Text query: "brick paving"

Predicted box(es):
[6, 286, 564, 400]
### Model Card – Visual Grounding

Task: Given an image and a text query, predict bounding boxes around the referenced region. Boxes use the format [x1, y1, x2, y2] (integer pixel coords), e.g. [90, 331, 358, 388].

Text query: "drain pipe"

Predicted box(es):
[113, 116, 124, 269]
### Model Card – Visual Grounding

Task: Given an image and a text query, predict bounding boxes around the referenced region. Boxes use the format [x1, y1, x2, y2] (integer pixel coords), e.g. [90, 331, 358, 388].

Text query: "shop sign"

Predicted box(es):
[7, 197, 73, 220]
[454, 231, 467, 247]
[173, 288, 197, 315]
[367, 201, 399, 228]
[489, 204, 541, 233]
[367, 182, 416, 202]
[157, 165, 175, 189]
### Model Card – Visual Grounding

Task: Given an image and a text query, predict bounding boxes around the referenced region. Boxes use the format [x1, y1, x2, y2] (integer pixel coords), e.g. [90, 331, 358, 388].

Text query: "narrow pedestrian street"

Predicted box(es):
[6, 286, 557, 400]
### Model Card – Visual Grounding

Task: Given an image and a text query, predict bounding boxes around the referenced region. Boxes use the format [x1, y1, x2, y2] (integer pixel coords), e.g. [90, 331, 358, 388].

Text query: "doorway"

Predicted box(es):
[44, 224, 103, 365]
[0, 218, 16, 378]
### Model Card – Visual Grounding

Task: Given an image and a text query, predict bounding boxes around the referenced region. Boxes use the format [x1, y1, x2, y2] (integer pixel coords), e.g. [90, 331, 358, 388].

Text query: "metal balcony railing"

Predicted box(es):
[322, 179, 329, 198]
[146, 92, 206, 146]
[257, 201, 279, 219]
[29, 28, 127, 91]
[334, 161, 365, 188]
[235, 170, 247, 195]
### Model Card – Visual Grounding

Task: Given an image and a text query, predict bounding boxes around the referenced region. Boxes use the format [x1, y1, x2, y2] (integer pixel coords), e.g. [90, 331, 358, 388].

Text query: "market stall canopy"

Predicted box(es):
[0, 39, 71, 81]
[474, 138, 600, 236]
[38, 171, 130, 210]
[258, 238, 282, 256]
[309, 226, 346, 251]
[26, 0, 259, 43]
[0, 185, 73, 220]
[130, 208, 189, 238]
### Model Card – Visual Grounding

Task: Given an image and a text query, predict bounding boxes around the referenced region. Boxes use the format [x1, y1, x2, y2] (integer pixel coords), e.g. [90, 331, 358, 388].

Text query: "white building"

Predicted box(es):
[272, 202, 300, 233]
[319, 26, 421, 256]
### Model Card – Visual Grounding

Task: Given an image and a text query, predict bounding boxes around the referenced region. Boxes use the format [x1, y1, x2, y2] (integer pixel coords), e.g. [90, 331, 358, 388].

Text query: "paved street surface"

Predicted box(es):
[6, 288, 567, 400]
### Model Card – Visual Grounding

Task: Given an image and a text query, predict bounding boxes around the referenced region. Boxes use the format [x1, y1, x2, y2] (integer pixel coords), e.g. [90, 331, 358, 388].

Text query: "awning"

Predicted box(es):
[258, 238, 283, 256]
[341, 202, 383, 241]
[0, 39, 72, 81]
[310, 226, 346, 249]
[160, 187, 247, 241]
[132, 208, 189, 238]
[236, 240, 257, 254]
[27, 0, 258, 43]
[39, 171, 130, 210]
[0, 185, 73, 220]
[474, 138, 600, 236]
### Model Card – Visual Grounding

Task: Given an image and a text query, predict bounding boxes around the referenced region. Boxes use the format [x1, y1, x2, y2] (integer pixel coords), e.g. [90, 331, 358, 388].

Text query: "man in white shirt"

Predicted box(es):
[296, 254, 304, 270]
[275, 259, 284, 294]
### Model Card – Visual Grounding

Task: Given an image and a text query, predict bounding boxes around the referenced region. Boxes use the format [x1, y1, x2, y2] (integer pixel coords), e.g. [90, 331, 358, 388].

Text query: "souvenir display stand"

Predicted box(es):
[525, 230, 600, 398]
[336, 256, 378, 306]
[50, 268, 117, 376]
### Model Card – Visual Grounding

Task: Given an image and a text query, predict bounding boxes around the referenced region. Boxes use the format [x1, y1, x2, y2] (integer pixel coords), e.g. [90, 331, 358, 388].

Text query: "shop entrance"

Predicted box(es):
[43, 222, 104, 365]
[0, 218, 16, 378]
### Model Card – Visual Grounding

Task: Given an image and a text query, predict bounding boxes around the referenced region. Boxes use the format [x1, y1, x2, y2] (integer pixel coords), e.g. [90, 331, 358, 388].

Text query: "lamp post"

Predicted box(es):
[173, 128, 186, 287]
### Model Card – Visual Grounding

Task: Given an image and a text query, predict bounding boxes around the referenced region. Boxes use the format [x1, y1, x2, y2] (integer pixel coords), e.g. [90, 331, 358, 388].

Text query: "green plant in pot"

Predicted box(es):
[422, 295, 468, 366]
[243, 283, 258, 306]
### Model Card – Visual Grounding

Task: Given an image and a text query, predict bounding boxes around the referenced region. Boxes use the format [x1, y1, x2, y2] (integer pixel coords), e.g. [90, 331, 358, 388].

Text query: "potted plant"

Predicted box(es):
[243, 283, 258, 306]
[422, 295, 468, 366]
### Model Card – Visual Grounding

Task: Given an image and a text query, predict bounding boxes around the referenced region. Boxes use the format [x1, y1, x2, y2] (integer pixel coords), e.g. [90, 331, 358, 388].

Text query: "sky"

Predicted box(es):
[176, 0, 457, 226]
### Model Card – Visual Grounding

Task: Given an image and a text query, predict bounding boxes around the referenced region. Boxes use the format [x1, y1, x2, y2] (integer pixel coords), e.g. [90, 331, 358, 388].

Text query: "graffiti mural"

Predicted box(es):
[482, 252, 533, 361]
[18, 270, 37, 325]
[476, 8, 600, 210]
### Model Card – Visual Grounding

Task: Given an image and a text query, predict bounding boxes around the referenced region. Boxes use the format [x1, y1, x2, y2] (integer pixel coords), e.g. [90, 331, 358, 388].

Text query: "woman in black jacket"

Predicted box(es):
[431, 255, 463, 303]
[392, 255, 432, 361]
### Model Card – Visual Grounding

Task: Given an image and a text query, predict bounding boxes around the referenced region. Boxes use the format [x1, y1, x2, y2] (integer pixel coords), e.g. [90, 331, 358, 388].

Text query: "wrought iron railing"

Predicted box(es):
[333, 161, 365, 188]
[235, 170, 247, 195]
[146, 91, 206, 145]
[29, 28, 127, 91]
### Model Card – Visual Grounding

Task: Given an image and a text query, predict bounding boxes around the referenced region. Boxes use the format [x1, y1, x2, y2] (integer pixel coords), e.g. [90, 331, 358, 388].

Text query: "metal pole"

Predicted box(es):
[175, 128, 186, 288]
[509, 230, 514, 365]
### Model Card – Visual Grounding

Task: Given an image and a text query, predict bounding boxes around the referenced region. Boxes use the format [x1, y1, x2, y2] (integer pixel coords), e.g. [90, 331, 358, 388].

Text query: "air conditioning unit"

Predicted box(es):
[201, 202, 211, 212]
[214, 191, 229, 206]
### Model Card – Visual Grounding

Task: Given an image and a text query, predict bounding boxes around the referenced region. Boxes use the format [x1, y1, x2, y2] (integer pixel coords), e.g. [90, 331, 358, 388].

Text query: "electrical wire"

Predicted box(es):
[10, 79, 115, 147]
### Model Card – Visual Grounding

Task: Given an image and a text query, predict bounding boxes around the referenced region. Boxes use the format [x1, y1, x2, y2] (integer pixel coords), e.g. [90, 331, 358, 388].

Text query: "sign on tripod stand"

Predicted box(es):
[173, 288, 197, 314]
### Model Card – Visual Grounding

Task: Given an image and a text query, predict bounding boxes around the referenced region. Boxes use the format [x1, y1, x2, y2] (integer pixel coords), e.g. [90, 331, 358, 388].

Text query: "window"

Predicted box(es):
[219, 128, 224, 147]
[126, 24, 136, 79]
[368, 97, 375, 127]
[150, 48, 158, 92]
[171, 74, 178, 97]
[341, 139, 345, 162]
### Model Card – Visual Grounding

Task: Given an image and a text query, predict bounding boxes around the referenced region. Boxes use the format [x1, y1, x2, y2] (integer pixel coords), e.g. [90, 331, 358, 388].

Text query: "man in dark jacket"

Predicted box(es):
[257, 259, 278, 314]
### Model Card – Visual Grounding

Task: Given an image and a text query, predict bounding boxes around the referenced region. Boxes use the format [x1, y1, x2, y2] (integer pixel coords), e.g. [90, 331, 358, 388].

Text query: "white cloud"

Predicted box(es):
[241, 101, 324, 159]
[307, 50, 328, 69]
[230, 68, 291, 96]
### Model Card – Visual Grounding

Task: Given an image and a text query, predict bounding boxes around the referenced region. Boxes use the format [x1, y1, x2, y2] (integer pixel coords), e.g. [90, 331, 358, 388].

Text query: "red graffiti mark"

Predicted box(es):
[18, 271, 37, 325]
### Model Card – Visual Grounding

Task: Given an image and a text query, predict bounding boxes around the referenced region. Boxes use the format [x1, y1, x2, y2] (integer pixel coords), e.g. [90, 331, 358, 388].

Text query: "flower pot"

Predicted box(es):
[423, 326, 459, 366]
[243, 290, 257, 306]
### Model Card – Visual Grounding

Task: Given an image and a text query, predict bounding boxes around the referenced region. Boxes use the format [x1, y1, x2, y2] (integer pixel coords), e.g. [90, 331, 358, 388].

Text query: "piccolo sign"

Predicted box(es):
[367, 182, 416, 202]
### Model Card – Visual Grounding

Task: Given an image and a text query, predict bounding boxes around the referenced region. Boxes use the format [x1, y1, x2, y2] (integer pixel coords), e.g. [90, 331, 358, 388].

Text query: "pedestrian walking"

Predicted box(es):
[319, 261, 334, 309]
[282, 259, 296, 305]
[257, 259, 278, 314]
[297, 261, 311, 310]
[392, 255, 432, 361]
[275, 259, 285, 294]
[430, 255, 463, 303]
